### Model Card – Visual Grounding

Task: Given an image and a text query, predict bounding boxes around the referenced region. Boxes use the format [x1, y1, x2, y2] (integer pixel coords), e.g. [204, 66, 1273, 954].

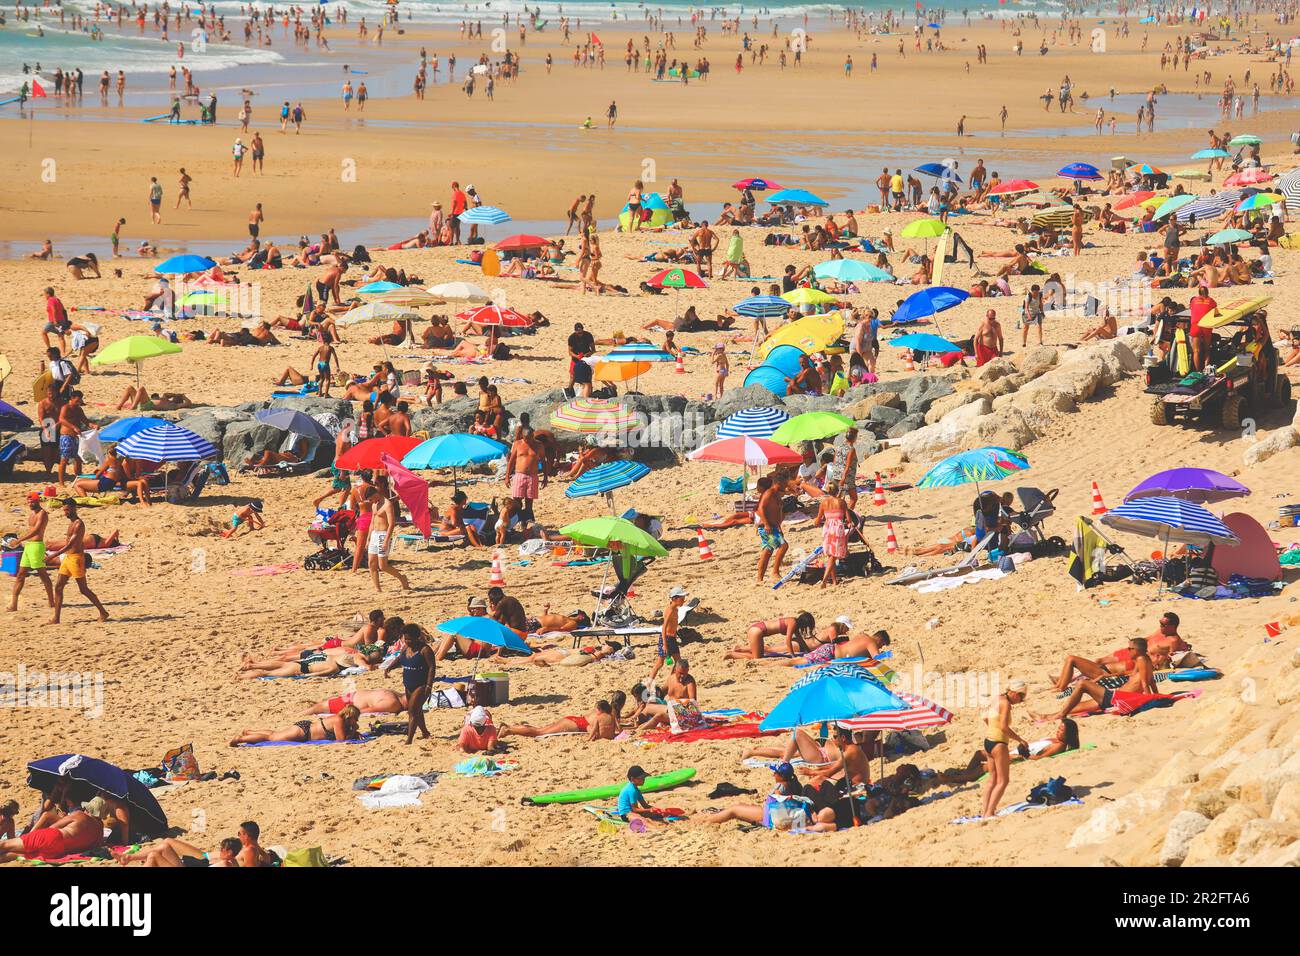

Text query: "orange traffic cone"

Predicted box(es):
[885, 522, 900, 554]
[489, 550, 506, 587]
[695, 527, 715, 560]
[1090, 481, 1107, 516]
[674, 354, 686, 374]
[873, 473, 886, 507]
[904, 350, 916, 372]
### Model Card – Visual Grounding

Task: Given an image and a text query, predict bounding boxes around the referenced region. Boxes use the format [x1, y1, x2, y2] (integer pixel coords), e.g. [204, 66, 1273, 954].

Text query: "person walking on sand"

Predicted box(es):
[755, 475, 788, 583]
[45, 499, 109, 624]
[248, 202, 264, 240]
[606, 99, 618, 127]
[8, 494, 55, 613]
[148, 176, 163, 225]
[175, 168, 192, 209]
[232, 137, 247, 177]
[366, 484, 411, 592]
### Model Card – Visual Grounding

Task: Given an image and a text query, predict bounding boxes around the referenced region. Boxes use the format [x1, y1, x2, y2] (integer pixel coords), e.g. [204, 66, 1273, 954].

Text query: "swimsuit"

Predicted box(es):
[757, 526, 785, 551]
[509, 471, 539, 500]
[566, 715, 590, 732]
[58, 554, 85, 579]
[401, 648, 431, 694]
[19, 541, 46, 571]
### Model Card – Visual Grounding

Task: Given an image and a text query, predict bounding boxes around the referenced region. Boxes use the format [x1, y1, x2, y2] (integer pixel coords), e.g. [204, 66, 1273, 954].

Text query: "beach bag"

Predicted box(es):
[281, 846, 327, 868]
[1026, 776, 1075, 806]
[667, 699, 709, 735]
[764, 794, 812, 831]
[161, 743, 200, 782]
[206, 462, 230, 485]
[718, 476, 744, 494]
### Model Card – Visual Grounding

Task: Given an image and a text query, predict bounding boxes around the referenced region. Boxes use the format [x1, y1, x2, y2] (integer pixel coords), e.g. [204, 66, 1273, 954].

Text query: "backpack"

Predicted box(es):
[1026, 776, 1076, 806]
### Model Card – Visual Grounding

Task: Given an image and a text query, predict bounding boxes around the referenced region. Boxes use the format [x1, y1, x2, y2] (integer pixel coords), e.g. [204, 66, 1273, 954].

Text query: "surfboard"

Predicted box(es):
[0, 96, 22, 107]
[32, 371, 53, 404]
[930, 229, 949, 287]
[521, 768, 695, 806]
[1199, 295, 1272, 329]
[479, 248, 500, 277]
[0, 354, 11, 384]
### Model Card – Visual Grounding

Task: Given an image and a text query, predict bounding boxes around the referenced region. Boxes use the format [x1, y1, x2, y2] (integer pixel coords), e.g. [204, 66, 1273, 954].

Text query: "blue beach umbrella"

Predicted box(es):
[565, 460, 651, 500]
[1059, 162, 1103, 180]
[813, 259, 895, 283]
[891, 286, 969, 327]
[1192, 148, 1231, 159]
[886, 332, 962, 355]
[114, 422, 217, 462]
[0, 399, 33, 431]
[1101, 496, 1238, 547]
[435, 616, 534, 655]
[153, 254, 215, 275]
[98, 416, 165, 442]
[759, 674, 907, 732]
[402, 433, 506, 490]
[603, 343, 675, 363]
[916, 447, 1030, 493]
[27, 754, 168, 835]
[459, 205, 512, 225]
[716, 407, 789, 439]
[734, 295, 792, 319]
[915, 162, 963, 183]
[357, 280, 404, 295]
[767, 188, 828, 207]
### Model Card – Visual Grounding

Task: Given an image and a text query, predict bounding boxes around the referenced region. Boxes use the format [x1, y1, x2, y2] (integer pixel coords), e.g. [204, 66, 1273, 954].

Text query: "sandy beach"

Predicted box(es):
[2, 7, 1300, 875]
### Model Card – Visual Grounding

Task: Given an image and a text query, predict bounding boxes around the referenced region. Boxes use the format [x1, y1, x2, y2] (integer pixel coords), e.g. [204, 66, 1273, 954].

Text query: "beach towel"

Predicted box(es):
[238, 735, 373, 747]
[951, 798, 1084, 825]
[356, 774, 437, 809]
[642, 720, 779, 743]
[17, 844, 141, 866]
[231, 563, 300, 577]
[452, 756, 518, 777]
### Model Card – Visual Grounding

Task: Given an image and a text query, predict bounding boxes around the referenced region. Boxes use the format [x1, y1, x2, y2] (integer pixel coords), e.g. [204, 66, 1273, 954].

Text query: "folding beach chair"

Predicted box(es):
[886, 529, 999, 586]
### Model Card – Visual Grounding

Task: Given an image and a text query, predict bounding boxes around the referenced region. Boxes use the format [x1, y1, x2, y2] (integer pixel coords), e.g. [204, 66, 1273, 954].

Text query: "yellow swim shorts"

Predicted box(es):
[58, 553, 86, 579]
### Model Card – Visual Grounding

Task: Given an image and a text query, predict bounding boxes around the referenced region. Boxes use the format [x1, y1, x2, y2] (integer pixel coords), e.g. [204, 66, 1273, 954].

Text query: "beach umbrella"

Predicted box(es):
[338, 301, 420, 327]
[455, 304, 534, 328]
[915, 162, 963, 183]
[756, 312, 844, 360]
[1153, 194, 1197, 220]
[379, 451, 431, 538]
[647, 266, 707, 289]
[114, 422, 217, 463]
[1114, 191, 1156, 210]
[357, 280, 404, 295]
[781, 287, 838, 307]
[812, 259, 894, 283]
[715, 407, 789, 439]
[734, 295, 791, 319]
[602, 343, 676, 362]
[335, 435, 422, 471]
[900, 218, 947, 238]
[789, 661, 889, 692]
[1101, 496, 1239, 547]
[1228, 134, 1262, 147]
[687, 435, 803, 467]
[838, 691, 955, 732]
[1236, 192, 1283, 211]
[770, 411, 855, 446]
[0, 399, 32, 431]
[592, 360, 651, 383]
[254, 408, 335, 443]
[1058, 162, 1102, 181]
[97, 416, 163, 442]
[767, 188, 828, 207]
[458, 205, 511, 225]
[558, 515, 669, 580]
[886, 332, 962, 355]
[732, 176, 782, 191]
[565, 461, 651, 509]
[550, 397, 639, 435]
[1128, 163, 1165, 176]
[1192, 147, 1231, 160]
[1124, 468, 1250, 505]
[916, 446, 1030, 495]
[1278, 168, 1300, 207]
[1223, 168, 1273, 187]
[153, 254, 215, 275]
[1208, 228, 1253, 245]
[891, 286, 969, 329]
[90, 335, 182, 387]
[27, 754, 167, 836]
[495, 234, 548, 251]
[1176, 189, 1244, 223]
[1172, 169, 1213, 182]
[1011, 192, 1059, 207]
[403, 433, 506, 470]
[758, 674, 908, 732]
[989, 179, 1039, 195]
[435, 616, 533, 655]
[427, 281, 491, 302]
[370, 288, 444, 308]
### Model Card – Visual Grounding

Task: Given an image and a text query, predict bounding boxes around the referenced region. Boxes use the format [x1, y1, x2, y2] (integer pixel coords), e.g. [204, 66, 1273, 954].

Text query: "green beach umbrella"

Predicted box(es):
[559, 515, 669, 577]
[1152, 194, 1196, 220]
[1208, 228, 1253, 245]
[1228, 134, 1262, 147]
[770, 411, 855, 446]
[90, 335, 183, 387]
[900, 218, 946, 239]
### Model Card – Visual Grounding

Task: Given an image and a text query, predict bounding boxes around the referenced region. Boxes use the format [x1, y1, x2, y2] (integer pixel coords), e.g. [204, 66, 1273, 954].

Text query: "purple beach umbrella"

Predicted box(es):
[1124, 467, 1250, 505]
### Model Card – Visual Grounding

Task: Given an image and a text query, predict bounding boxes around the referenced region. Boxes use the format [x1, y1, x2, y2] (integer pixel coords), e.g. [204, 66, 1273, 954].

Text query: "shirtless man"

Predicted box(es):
[55, 391, 90, 490]
[315, 259, 347, 307]
[838, 628, 891, 661]
[235, 821, 276, 868]
[44, 498, 109, 624]
[312, 338, 338, 396]
[1044, 637, 1158, 718]
[114, 836, 241, 868]
[692, 220, 719, 277]
[248, 203, 265, 239]
[1080, 308, 1119, 343]
[8, 494, 54, 612]
[974, 310, 1004, 367]
[383, 401, 412, 437]
[0, 809, 103, 863]
[498, 698, 620, 741]
[503, 427, 541, 543]
[1052, 613, 1189, 690]
[754, 475, 788, 583]
[367, 485, 411, 592]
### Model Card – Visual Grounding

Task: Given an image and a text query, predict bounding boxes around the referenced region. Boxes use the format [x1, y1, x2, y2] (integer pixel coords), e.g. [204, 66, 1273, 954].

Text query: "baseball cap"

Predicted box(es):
[668, 586, 688, 598]
[627, 765, 647, 780]
[774, 762, 795, 780]
[833, 614, 852, 628]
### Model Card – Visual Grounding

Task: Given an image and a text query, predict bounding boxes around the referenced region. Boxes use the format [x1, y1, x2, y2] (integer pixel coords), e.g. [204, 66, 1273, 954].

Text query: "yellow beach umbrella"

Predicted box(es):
[900, 218, 947, 239]
[90, 335, 183, 386]
[756, 311, 844, 361]
[781, 287, 838, 306]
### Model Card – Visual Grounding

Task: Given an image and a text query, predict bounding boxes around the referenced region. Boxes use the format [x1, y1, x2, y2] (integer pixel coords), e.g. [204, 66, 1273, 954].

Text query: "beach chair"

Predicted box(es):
[161, 461, 210, 504]
[886, 529, 998, 586]
[1009, 487, 1058, 543]
[0, 439, 26, 481]
[590, 555, 655, 627]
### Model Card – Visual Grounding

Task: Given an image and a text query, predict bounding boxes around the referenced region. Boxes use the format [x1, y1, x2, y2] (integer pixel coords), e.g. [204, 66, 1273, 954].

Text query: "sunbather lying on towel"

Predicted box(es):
[696, 511, 758, 530]
[268, 610, 387, 658]
[1051, 613, 1191, 690]
[0, 809, 103, 863]
[229, 704, 362, 745]
[905, 526, 980, 557]
[237, 645, 382, 679]
[113, 836, 242, 867]
[498, 695, 624, 741]
[700, 763, 840, 832]
[300, 688, 408, 716]
[1038, 638, 1157, 719]
[512, 641, 620, 667]
[116, 385, 196, 411]
[209, 323, 280, 346]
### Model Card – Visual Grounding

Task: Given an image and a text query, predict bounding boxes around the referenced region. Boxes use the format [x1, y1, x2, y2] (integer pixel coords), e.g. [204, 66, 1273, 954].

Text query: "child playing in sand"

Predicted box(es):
[223, 500, 265, 537]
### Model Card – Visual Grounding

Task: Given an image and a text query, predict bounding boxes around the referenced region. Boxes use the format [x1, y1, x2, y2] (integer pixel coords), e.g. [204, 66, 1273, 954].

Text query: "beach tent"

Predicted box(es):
[741, 344, 805, 397]
[619, 192, 672, 230]
[756, 312, 843, 360]
[1211, 512, 1282, 582]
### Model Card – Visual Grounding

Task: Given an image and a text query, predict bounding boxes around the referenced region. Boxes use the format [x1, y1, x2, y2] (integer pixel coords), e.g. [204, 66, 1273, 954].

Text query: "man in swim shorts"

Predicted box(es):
[754, 476, 789, 584]
[45, 498, 109, 624]
[0, 809, 102, 863]
[9, 493, 54, 612]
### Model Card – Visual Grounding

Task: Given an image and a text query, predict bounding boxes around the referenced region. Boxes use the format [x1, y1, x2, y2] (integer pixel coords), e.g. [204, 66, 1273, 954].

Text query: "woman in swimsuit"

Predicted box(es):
[498, 694, 624, 741]
[728, 612, 817, 660]
[300, 688, 407, 716]
[981, 680, 1030, 818]
[701, 764, 839, 831]
[236, 645, 382, 679]
[383, 623, 436, 744]
[229, 704, 361, 746]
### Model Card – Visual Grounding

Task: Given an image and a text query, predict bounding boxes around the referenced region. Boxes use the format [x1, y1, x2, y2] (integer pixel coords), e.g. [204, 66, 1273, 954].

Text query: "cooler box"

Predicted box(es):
[1, 551, 19, 576]
[473, 672, 510, 706]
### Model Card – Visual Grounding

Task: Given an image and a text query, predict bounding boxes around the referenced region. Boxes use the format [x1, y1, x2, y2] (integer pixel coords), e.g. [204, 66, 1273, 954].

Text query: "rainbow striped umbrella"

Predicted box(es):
[549, 398, 640, 434]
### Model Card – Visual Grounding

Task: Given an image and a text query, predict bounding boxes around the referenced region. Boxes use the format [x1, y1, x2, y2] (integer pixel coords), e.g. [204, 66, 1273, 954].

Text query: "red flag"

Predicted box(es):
[31, 80, 47, 97]
[589, 32, 602, 46]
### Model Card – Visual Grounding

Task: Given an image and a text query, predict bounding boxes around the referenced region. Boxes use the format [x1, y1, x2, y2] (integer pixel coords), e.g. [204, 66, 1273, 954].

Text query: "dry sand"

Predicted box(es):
[1, 17, 1300, 867]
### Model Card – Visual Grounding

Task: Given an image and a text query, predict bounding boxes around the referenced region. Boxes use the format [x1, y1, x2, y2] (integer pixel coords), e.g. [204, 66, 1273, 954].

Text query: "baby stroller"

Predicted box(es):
[1009, 487, 1058, 543]
[591, 555, 655, 627]
[306, 509, 356, 570]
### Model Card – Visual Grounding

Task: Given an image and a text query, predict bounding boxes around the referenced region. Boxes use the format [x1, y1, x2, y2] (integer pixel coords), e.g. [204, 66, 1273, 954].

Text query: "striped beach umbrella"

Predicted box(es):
[734, 295, 793, 318]
[1236, 192, 1283, 211]
[565, 461, 651, 500]
[716, 407, 789, 439]
[1175, 189, 1242, 222]
[790, 661, 894, 690]
[115, 422, 217, 462]
[550, 398, 640, 434]
[687, 435, 802, 467]
[458, 205, 511, 225]
[1101, 496, 1239, 547]
[1278, 168, 1300, 207]
[838, 691, 954, 731]
[602, 343, 674, 363]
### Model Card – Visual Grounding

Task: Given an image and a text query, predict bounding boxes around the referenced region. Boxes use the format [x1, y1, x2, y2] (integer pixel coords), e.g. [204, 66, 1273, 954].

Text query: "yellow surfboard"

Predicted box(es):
[32, 370, 53, 403]
[480, 248, 500, 278]
[0, 353, 11, 385]
[1199, 295, 1272, 330]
